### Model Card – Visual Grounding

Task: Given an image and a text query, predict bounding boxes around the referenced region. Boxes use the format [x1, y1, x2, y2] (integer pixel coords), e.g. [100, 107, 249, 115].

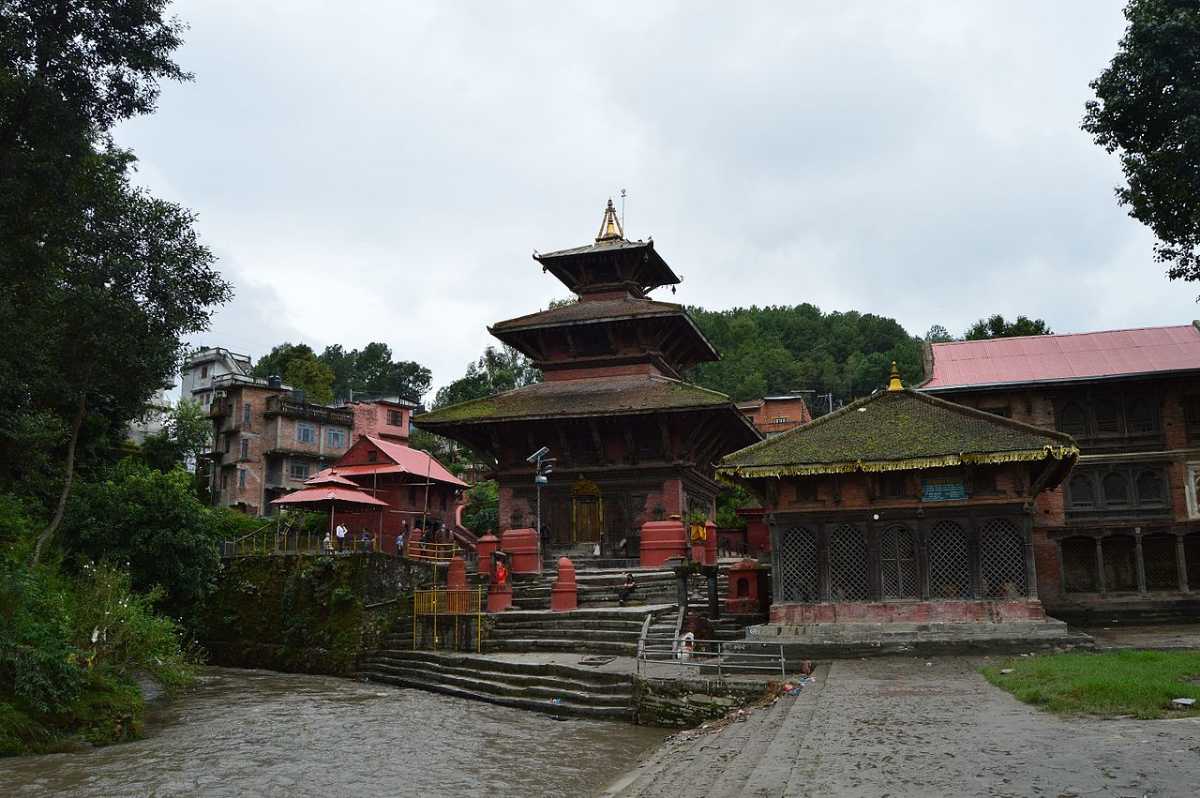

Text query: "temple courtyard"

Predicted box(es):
[605, 651, 1200, 798]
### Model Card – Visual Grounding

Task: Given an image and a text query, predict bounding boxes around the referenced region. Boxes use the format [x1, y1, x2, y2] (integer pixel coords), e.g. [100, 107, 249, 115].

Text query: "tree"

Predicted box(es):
[964, 314, 1053, 340]
[252, 342, 317, 380]
[253, 343, 335, 404]
[1084, 1, 1200, 286]
[1, 3, 230, 564]
[434, 345, 541, 408]
[925, 324, 954, 343]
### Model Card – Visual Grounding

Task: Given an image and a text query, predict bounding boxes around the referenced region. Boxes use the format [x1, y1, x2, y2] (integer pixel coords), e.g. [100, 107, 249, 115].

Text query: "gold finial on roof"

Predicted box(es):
[595, 198, 624, 242]
[887, 361, 903, 392]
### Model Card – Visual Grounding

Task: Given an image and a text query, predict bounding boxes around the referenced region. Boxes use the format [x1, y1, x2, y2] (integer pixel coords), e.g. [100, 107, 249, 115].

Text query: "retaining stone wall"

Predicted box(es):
[633, 677, 768, 728]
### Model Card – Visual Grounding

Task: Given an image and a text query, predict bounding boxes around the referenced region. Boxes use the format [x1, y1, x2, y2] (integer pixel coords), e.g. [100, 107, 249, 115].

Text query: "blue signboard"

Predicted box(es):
[922, 477, 967, 502]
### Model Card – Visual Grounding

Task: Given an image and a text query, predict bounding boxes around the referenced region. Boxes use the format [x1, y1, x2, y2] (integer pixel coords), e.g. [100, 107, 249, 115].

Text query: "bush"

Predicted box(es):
[461, 479, 499, 534]
[61, 458, 224, 626]
[0, 562, 83, 715]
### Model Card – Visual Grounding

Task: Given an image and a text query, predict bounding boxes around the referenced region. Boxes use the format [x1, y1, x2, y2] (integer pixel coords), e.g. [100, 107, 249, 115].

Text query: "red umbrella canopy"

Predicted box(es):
[270, 486, 387, 507]
[305, 469, 357, 488]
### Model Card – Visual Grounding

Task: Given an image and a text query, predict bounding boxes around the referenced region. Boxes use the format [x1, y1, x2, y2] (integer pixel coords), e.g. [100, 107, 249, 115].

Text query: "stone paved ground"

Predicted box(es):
[1085, 622, 1200, 651]
[604, 656, 1200, 797]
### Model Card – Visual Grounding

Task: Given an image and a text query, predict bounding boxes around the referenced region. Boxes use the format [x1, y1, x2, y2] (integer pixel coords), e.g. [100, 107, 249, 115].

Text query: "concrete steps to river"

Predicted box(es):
[486, 605, 677, 656]
[359, 648, 636, 720]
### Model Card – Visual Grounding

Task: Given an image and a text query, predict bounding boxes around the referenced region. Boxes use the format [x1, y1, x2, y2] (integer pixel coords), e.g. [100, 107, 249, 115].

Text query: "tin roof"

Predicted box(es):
[922, 324, 1200, 391]
[270, 487, 388, 507]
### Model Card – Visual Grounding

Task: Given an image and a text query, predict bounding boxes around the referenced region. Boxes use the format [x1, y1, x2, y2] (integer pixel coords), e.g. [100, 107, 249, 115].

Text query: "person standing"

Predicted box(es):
[335, 522, 348, 552]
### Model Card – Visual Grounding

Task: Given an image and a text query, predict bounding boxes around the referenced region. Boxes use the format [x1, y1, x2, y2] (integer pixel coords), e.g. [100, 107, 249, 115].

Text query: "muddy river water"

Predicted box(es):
[0, 668, 666, 798]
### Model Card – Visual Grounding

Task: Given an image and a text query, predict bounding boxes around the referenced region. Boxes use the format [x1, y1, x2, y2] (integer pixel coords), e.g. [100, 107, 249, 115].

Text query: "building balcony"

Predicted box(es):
[264, 395, 353, 426]
[209, 398, 232, 418]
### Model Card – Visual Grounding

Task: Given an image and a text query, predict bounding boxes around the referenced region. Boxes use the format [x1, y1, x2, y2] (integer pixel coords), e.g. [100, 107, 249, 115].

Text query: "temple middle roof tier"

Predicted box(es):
[489, 295, 719, 375]
[415, 373, 757, 431]
[718, 387, 1079, 481]
[534, 238, 679, 298]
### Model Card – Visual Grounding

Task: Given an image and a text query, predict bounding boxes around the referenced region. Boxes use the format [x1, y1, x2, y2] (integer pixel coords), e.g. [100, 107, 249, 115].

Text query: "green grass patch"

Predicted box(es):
[983, 650, 1200, 719]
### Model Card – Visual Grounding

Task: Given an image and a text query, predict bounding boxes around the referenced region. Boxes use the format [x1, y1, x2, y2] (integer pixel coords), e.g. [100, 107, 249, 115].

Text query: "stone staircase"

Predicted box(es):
[486, 605, 677, 656]
[359, 648, 635, 720]
[511, 566, 679, 610]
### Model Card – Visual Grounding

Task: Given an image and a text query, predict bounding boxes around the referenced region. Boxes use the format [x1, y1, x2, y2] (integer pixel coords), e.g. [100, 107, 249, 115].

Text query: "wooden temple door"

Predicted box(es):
[570, 478, 603, 544]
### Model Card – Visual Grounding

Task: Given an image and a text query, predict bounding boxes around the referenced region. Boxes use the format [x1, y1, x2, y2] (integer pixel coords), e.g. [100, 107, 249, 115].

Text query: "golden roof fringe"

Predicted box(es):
[717, 445, 1079, 481]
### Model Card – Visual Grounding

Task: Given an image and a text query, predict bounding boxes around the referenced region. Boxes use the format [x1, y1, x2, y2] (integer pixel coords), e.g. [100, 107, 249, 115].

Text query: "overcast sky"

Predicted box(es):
[117, 1, 1193, 398]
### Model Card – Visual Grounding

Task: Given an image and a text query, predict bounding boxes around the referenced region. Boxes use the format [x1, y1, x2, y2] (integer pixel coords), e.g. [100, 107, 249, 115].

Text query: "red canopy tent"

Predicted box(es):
[270, 486, 388, 550]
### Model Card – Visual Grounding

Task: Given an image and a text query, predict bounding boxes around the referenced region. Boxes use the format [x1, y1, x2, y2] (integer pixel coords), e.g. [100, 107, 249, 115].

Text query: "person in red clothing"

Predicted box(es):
[494, 560, 508, 586]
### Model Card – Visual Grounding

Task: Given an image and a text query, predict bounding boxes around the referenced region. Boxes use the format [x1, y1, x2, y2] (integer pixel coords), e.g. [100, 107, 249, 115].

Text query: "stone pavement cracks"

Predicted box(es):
[604, 655, 1200, 798]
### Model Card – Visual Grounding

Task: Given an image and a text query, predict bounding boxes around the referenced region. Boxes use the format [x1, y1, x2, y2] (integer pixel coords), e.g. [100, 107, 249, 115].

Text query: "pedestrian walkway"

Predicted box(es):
[605, 656, 1200, 797]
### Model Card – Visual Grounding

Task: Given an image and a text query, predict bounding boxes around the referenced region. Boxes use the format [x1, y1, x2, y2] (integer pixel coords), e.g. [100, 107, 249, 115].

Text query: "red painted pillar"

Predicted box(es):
[550, 557, 578, 612]
[476, 532, 499, 575]
[447, 555, 467, 590]
[640, 515, 687, 567]
[487, 580, 513, 612]
[704, 521, 718, 566]
[500, 527, 541, 574]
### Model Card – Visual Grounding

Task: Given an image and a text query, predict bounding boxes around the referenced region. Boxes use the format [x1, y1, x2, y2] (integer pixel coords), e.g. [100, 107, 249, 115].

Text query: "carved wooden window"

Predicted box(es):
[1101, 472, 1130, 506]
[928, 520, 971, 599]
[1185, 398, 1200, 443]
[828, 524, 871, 601]
[1060, 536, 1098, 593]
[1188, 464, 1200, 519]
[1093, 397, 1122, 435]
[1126, 398, 1157, 434]
[1067, 474, 1094, 508]
[978, 518, 1027, 598]
[1135, 469, 1166, 506]
[1141, 532, 1179, 592]
[878, 473, 910, 500]
[777, 526, 819, 602]
[1102, 534, 1139, 592]
[879, 524, 918, 599]
[1057, 402, 1087, 437]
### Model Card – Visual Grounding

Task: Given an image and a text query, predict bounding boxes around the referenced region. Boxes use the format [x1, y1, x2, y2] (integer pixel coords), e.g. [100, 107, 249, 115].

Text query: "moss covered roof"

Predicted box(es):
[718, 388, 1078, 479]
[490, 296, 686, 332]
[414, 374, 741, 426]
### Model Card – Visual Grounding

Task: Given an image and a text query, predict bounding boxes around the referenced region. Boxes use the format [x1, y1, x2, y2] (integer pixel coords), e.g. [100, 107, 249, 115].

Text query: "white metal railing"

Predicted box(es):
[636, 638, 787, 679]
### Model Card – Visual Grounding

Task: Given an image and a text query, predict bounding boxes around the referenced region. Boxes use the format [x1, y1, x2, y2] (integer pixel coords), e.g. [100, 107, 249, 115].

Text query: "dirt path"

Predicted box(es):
[605, 657, 1200, 797]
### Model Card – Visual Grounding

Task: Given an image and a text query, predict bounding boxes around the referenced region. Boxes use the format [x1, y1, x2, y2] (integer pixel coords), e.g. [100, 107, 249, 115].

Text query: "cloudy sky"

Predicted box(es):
[116, 1, 1191, 398]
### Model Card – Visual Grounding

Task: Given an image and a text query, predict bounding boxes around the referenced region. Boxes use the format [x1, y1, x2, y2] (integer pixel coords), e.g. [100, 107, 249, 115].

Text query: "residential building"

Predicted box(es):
[208, 374, 354, 514]
[921, 324, 1200, 621]
[340, 396, 414, 443]
[736, 394, 813, 436]
[126, 385, 175, 445]
[416, 200, 760, 558]
[182, 347, 252, 411]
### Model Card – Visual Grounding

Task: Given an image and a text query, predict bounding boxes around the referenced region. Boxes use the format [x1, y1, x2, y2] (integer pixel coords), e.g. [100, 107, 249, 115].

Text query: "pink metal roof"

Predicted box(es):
[270, 487, 388, 506]
[366, 436, 468, 487]
[304, 470, 357, 487]
[924, 324, 1200, 390]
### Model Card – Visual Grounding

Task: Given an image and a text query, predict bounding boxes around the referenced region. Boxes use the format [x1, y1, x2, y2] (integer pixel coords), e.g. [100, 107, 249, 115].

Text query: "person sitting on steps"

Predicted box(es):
[617, 572, 637, 606]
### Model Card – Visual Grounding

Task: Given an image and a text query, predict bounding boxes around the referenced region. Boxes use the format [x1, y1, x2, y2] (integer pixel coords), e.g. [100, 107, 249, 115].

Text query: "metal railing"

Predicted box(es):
[222, 522, 387, 559]
[637, 637, 787, 679]
[405, 540, 460, 562]
[412, 587, 484, 653]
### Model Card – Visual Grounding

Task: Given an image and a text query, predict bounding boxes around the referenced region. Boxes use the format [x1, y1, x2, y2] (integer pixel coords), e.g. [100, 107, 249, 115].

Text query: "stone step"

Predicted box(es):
[362, 671, 632, 721]
[366, 648, 633, 684]
[485, 637, 637, 656]
[489, 627, 641, 644]
[489, 618, 647, 633]
[362, 660, 632, 704]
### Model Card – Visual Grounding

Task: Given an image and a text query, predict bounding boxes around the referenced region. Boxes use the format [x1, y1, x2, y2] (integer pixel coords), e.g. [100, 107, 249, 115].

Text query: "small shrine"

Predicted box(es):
[716, 365, 1082, 648]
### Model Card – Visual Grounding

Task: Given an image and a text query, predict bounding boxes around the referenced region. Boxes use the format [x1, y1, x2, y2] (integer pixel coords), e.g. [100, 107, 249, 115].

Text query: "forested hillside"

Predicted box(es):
[685, 304, 926, 407]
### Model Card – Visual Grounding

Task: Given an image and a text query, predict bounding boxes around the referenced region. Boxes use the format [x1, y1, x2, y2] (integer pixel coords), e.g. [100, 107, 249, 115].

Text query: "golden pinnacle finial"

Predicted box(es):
[887, 361, 903, 392]
[596, 198, 624, 242]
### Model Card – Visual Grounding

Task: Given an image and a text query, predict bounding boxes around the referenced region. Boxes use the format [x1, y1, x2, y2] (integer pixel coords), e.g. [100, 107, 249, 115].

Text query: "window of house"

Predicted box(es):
[238, 469, 247, 489]
[1068, 474, 1094, 508]
[297, 423, 316, 444]
[879, 473, 910, 500]
[1126, 398, 1157, 434]
[771, 417, 789, 424]
[239, 438, 249, 460]
[1136, 469, 1166, 505]
[224, 436, 231, 454]
[327, 428, 346, 448]
[1093, 398, 1122, 435]
[242, 401, 252, 427]
[288, 461, 309, 480]
[1057, 402, 1088, 437]
[388, 410, 405, 426]
[201, 365, 209, 379]
[1187, 463, 1200, 519]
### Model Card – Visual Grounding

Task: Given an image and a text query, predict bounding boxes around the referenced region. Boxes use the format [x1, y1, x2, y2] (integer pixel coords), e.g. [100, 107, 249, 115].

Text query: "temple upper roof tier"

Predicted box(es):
[489, 295, 719, 377]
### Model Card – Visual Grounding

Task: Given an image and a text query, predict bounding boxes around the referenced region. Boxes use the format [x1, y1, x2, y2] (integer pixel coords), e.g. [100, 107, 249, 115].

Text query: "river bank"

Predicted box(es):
[0, 667, 667, 797]
[605, 655, 1200, 797]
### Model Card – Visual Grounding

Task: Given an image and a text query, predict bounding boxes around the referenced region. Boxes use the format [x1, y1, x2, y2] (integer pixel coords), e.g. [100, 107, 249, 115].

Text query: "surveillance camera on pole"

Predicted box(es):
[527, 447, 553, 543]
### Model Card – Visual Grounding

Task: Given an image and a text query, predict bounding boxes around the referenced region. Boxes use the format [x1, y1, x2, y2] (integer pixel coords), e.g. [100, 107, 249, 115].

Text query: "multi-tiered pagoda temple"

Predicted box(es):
[415, 201, 760, 558]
